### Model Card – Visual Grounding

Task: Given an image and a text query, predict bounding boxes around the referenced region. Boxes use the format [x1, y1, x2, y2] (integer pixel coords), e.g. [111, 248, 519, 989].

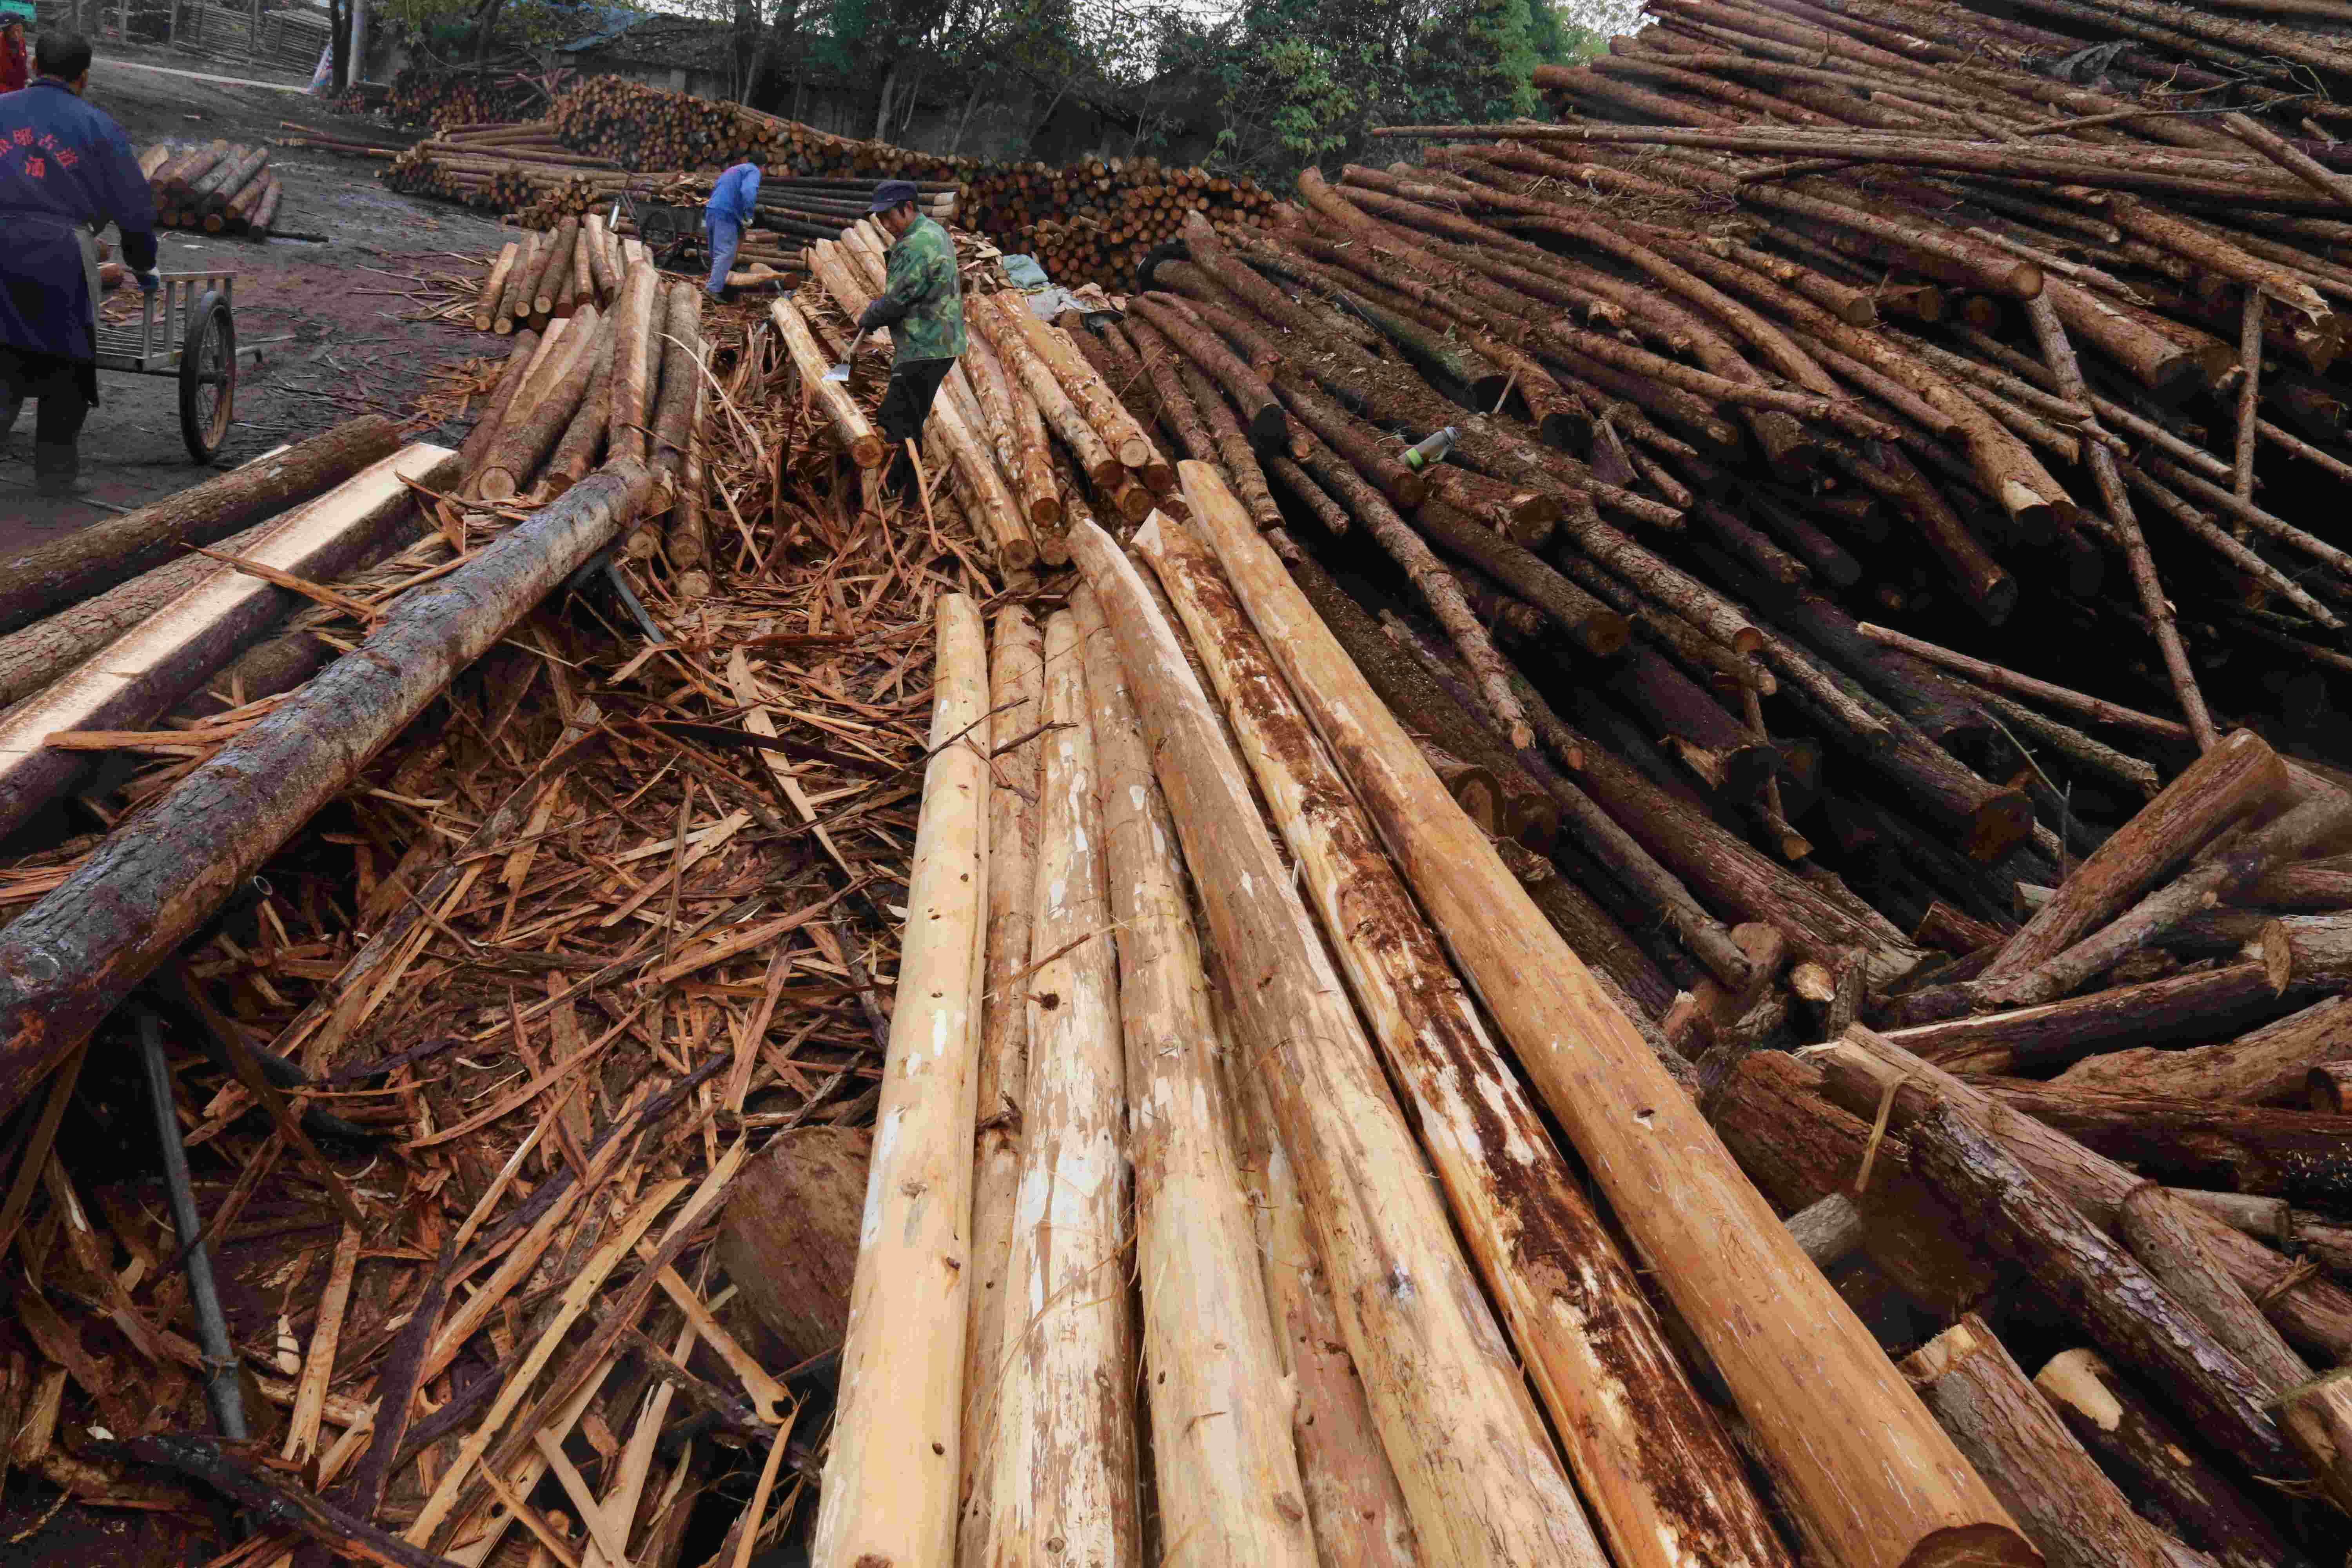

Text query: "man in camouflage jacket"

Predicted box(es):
[858, 178, 964, 503]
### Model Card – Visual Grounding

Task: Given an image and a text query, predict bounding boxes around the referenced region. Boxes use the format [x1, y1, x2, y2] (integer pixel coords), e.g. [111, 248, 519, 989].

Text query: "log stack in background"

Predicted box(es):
[141, 141, 285, 238]
[369, 65, 548, 129]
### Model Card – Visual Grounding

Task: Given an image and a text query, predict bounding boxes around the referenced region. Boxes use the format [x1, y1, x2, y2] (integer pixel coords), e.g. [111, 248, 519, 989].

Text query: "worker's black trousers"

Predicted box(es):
[877, 356, 956, 501]
[0, 346, 93, 466]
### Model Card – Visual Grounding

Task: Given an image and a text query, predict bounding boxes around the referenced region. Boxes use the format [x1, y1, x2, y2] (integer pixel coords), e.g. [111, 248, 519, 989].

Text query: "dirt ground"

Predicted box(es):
[2, 47, 511, 548]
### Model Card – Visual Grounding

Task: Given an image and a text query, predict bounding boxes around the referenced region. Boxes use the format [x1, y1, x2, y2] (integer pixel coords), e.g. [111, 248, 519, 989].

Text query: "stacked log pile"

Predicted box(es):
[374, 65, 548, 129]
[142, 141, 284, 237]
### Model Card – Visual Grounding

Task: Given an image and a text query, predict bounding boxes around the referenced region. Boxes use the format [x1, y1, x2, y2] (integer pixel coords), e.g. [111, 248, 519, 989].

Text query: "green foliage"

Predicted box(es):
[376, 0, 577, 56]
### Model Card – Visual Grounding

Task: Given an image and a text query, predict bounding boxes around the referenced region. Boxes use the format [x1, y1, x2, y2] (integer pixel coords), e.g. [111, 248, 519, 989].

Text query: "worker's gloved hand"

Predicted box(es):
[136, 270, 160, 297]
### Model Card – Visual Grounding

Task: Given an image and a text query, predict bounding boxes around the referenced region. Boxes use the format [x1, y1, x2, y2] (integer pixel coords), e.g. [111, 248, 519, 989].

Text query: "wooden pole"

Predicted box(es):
[984, 610, 1138, 1566]
[1176, 462, 2037, 1568]
[0, 416, 400, 639]
[473, 240, 519, 332]
[1074, 582, 1317, 1568]
[994, 291, 1165, 483]
[1137, 502, 1786, 1568]
[956, 608, 1044, 1565]
[0, 445, 457, 846]
[969, 290, 1123, 489]
[478, 306, 603, 502]
[809, 593, 989, 1568]
[1901, 1314, 2184, 1568]
[607, 261, 659, 466]
[1067, 514, 1606, 1568]
[0, 461, 654, 1122]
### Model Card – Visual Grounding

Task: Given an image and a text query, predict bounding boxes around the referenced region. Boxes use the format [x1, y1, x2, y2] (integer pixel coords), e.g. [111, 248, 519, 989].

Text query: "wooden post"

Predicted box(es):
[809, 594, 989, 1568]
[1901, 1315, 2183, 1568]
[1075, 584, 1315, 1568]
[1177, 463, 2038, 1568]
[956, 608, 1043, 1565]
[1067, 515, 1606, 1568]
[1137, 502, 1786, 1568]
[984, 610, 1138, 1566]
[0, 462, 654, 1122]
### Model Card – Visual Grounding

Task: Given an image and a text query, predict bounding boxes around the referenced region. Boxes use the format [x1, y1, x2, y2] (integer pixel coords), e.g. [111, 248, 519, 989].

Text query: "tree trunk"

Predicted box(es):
[0, 417, 400, 639]
[1901, 1315, 2187, 1568]
[715, 1126, 869, 1368]
[456, 329, 540, 481]
[2049, 994, 2352, 1103]
[1180, 470, 2037, 1568]
[2119, 1185, 2352, 1515]
[0, 463, 653, 1123]
[1074, 583, 1316, 1568]
[606, 262, 660, 466]
[1985, 730, 2286, 981]
[1984, 1085, 2352, 1206]
[0, 446, 457, 846]
[2036, 1350, 2314, 1568]
[1140, 501, 1786, 1568]
[1067, 514, 1606, 1568]
[1889, 962, 2323, 1076]
[967, 291, 1121, 489]
[984, 610, 1138, 1568]
[808, 593, 988, 1568]
[956, 608, 1043, 1563]
[479, 307, 603, 503]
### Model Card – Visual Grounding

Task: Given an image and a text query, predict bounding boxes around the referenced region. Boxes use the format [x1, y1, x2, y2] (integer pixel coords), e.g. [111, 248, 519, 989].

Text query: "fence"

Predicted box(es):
[36, 0, 332, 79]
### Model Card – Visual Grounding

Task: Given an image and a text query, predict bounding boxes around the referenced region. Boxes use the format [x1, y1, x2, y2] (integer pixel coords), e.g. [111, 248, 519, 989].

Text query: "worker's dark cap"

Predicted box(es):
[868, 180, 920, 214]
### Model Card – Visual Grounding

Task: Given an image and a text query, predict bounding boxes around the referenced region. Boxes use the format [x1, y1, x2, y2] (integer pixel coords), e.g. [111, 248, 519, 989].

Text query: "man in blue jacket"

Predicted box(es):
[0, 30, 158, 497]
[704, 157, 760, 301]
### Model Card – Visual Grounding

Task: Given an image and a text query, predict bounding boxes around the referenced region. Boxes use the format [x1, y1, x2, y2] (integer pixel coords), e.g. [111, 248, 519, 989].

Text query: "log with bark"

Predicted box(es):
[0, 460, 653, 1122]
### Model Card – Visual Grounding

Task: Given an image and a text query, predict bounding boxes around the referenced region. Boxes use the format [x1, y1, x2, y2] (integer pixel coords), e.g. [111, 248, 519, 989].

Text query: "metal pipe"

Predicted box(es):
[134, 1009, 247, 1441]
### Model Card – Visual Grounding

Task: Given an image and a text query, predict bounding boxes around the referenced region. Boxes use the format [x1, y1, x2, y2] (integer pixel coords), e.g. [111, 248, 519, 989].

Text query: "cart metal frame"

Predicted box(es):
[94, 270, 260, 462]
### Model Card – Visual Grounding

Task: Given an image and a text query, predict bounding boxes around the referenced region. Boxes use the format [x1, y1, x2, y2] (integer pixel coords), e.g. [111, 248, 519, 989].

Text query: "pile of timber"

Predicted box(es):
[0, 232, 1013, 1564]
[960, 157, 1281, 291]
[374, 65, 548, 129]
[140, 140, 284, 237]
[550, 76, 809, 176]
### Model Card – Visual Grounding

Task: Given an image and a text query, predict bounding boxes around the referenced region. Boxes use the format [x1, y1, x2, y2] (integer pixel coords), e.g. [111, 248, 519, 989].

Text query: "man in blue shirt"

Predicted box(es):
[0, 30, 158, 497]
[703, 158, 760, 301]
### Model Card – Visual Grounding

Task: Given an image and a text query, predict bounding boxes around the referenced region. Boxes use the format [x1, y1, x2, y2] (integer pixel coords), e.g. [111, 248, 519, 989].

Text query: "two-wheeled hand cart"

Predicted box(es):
[609, 191, 708, 272]
[94, 270, 261, 462]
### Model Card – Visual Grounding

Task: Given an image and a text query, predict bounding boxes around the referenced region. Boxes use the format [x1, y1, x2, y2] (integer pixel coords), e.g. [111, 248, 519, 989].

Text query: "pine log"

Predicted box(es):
[1906, 1098, 2291, 1475]
[582, 212, 619, 305]
[1710, 1050, 2004, 1316]
[531, 217, 579, 319]
[474, 241, 520, 332]
[0, 416, 401, 640]
[1270, 535, 1557, 851]
[191, 147, 266, 215]
[2048, 995, 2352, 1103]
[1889, 963, 2325, 1076]
[968, 292, 1122, 489]
[1067, 514, 1606, 1567]
[455, 330, 541, 482]
[478, 307, 603, 502]
[984, 610, 1138, 1567]
[808, 593, 988, 1568]
[544, 328, 615, 496]
[607, 261, 660, 466]
[494, 229, 540, 335]
[995, 292, 1163, 482]
[1984, 1085, 2352, 1206]
[247, 176, 283, 238]
[1901, 1314, 2185, 1568]
[713, 1126, 869, 1368]
[963, 332, 1058, 523]
[1075, 583, 1316, 1568]
[1140, 501, 1785, 1568]
[956, 608, 1043, 1563]
[1226, 1018, 1423, 1568]
[0, 446, 457, 844]
[649, 284, 703, 488]
[1180, 468, 2036, 1568]
[1410, 497, 1630, 657]
[2036, 1350, 2314, 1568]
[0, 500, 291, 714]
[1985, 730, 2285, 982]
[1127, 294, 1288, 446]
[1810, 1028, 2352, 1362]
[2118, 1185, 2352, 1515]
[0, 461, 653, 1122]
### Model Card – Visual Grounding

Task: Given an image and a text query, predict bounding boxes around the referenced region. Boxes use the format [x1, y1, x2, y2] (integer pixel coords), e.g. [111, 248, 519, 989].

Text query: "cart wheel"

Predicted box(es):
[179, 290, 236, 463]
